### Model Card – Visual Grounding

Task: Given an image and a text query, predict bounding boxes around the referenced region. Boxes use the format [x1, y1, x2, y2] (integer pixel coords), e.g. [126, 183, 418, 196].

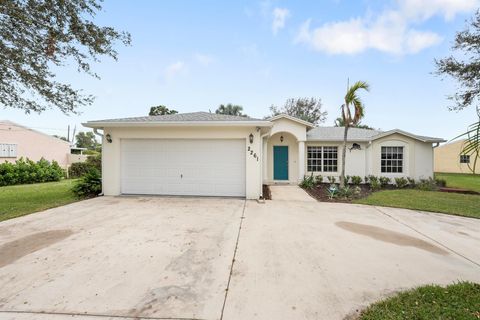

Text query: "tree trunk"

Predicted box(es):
[340, 125, 349, 188]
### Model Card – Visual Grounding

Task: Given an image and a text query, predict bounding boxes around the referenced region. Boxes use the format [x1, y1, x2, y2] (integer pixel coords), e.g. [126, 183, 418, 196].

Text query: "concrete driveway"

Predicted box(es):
[0, 189, 479, 320]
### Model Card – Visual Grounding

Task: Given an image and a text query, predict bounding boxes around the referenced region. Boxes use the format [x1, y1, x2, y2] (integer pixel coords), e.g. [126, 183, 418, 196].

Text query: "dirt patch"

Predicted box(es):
[335, 221, 448, 255]
[0, 230, 73, 268]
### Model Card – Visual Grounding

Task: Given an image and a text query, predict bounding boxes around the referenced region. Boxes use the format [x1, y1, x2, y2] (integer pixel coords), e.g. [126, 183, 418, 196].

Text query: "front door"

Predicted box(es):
[273, 146, 289, 180]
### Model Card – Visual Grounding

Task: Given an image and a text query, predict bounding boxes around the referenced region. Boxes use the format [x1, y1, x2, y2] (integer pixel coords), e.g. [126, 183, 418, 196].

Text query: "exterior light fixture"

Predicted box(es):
[280, 135, 284, 142]
[249, 133, 254, 144]
[105, 133, 113, 143]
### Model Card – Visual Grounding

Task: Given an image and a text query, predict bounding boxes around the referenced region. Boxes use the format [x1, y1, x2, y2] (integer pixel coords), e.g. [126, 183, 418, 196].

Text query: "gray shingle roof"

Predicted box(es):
[87, 111, 263, 123]
[307, 127, 383, 141]
[307, 127, 444, 143]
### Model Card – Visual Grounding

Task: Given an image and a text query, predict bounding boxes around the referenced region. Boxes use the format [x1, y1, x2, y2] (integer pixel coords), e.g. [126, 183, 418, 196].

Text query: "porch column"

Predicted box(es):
[262, 137, 268, 181]
[298, 140, 305, 181]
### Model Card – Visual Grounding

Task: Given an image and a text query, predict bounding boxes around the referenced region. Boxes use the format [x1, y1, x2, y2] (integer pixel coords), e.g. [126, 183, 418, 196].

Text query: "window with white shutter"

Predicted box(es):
[0, 144, 17, 158]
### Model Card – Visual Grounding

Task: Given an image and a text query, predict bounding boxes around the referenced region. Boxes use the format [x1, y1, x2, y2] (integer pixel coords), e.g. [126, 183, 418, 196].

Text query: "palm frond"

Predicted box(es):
[453, 119, 480, 173]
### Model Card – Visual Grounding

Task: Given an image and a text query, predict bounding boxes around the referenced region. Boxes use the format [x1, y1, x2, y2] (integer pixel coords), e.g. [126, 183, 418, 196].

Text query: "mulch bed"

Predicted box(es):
[262, 184, 272, 200]
[303, 183, 372, 203]
[439, 187, 480, 195]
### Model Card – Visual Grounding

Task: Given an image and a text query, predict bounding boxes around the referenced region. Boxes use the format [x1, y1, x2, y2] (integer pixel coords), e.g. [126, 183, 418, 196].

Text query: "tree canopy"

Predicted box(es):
[334, 117, 374, 130]
[0, 0, 131, 114]
[215, 104, 245, 116]
[436, 10, 480, 173]
[75, 131, 97, 150]
[269, 97, 327, 125]
[149, 105, 178, 116]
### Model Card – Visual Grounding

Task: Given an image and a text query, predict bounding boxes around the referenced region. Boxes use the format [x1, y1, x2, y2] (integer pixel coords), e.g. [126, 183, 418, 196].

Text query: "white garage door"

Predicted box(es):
[121, 139, 246, 197]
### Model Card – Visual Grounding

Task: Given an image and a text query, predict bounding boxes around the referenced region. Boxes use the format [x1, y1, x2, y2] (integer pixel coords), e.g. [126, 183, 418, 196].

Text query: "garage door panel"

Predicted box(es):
[121, 139, 246, 197]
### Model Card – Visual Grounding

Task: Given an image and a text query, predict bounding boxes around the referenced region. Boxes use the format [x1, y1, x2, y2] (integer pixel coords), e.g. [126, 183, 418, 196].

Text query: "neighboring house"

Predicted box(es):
[0, 120, 70, 169]
[84, 112, 445, 199]
[434, 139, 479, 174]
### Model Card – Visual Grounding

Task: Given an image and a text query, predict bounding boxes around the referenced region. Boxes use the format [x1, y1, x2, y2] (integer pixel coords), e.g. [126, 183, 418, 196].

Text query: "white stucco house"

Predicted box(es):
[84, 112, 445, 199]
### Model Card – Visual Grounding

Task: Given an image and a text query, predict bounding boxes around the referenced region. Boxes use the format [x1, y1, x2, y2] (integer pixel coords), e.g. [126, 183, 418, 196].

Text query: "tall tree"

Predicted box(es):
[435, 10, 480, 173]
[149, 105, 178, 116]
[269, 98, 327, 125]
[215, 104, 245, 116]
[75, 131, 97, 150]
[339, 81, 370, 188]
[0, 0, 131, 114]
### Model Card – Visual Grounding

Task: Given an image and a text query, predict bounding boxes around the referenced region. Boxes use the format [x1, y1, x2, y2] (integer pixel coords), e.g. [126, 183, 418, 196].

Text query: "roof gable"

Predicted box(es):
[268, 114, 315, 128]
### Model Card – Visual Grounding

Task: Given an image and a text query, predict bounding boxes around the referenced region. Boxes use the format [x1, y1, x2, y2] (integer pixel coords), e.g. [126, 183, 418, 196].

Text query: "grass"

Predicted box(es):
[0, 179, 79, 222]
[359, 282, 480, 320]
[354, 189, 480, 219]
[435, 172, 480, 193]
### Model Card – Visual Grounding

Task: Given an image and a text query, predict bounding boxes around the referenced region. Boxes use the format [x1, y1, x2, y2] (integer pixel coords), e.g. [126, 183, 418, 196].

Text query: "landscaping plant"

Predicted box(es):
[72, 168, 102, 198]
[0, 158, 64, 186]
[300, 174, 315, 189]
[394, 177, 408, 188]
[379, 176, 391, 188]
[351, 176, 362, 185]
[315, 175, 323, 185]
[416, 178, 439, 191]
[369, 176, 381, 191]
[327, 176, 336, 184]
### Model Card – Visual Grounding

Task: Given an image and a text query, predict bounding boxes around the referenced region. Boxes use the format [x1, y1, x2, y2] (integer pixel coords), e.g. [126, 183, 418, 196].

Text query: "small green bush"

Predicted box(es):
[394, 177, 409, 188]
[300, 174, 315, 189]
[86, 153, 101, 171]
[364, 176, 370, 184]
[0, 158, 64, 186]
[68, 154, 102, 178]
[337, 186, 353, 199]
[369, 176, 381, 191]
[72, 169, 102, 198]
[379, 176, 391, 187]
[327, 176, 336, 184]
[345, 175, 351, 184]
[315, 175, 323, 184]
[407, 177, 415, 186]
[416, 177, 439, 191]
[435, 178, 447, 188]
[351, 176, 362, 185]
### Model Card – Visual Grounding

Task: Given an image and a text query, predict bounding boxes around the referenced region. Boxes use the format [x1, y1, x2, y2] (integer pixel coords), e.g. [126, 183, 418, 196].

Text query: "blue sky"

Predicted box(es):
[2, 0, 479, 141]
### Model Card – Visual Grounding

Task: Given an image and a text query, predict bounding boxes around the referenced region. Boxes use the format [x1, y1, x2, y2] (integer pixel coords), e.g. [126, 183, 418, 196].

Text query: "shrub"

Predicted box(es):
[300, 174, 315, 189]
[68, 162, 92, 178]
[407, 177, 416, 186]
[315, 175, 323, 184]
[345, 175, 351, 184]
[435, 178, 447, 188]
[327, 176, 336, 184]
[416, 178, 439, 191]
[337, 186, 353, 199]
[394, 177, 408, 188]
[369, 176, 381, 191]
[379, 176, 391, 187]
[68, 154, 102, 178]
[351, 176, 362, 185]
[326, 184, 338, 199]
[72, 168, 102, 198]
[0, 158, 64, 186]
[364, 176, 370, 184]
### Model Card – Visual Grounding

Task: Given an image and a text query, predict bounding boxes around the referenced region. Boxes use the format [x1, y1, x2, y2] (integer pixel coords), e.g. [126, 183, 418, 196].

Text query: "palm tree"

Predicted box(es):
[339, 80, 370, 188]
[215, 104, 245, 116]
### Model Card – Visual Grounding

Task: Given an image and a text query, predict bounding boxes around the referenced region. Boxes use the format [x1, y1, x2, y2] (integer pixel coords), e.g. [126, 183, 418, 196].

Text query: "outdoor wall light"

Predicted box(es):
[249, 133, 254, 144]
[280, 135, 284, 142]
[105, 133, 113, 143]
[349, 143, 361, 151]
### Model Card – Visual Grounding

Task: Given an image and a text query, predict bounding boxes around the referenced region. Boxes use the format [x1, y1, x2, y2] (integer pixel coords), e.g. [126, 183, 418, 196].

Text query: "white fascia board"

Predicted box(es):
[82, 121, 273, 129]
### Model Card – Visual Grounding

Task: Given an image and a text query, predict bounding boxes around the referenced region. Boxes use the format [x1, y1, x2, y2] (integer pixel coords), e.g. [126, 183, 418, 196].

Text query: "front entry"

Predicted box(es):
[273, 146, 289, 180]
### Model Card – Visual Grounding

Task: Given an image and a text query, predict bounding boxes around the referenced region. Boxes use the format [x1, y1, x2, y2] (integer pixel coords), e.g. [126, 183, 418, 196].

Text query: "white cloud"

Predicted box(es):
[194, 53, 214, 66]
[399, 0, 479, 21]
[165, 61, 187, 79]
[272, 7, 290, 35]
[295, 0, 475, 55]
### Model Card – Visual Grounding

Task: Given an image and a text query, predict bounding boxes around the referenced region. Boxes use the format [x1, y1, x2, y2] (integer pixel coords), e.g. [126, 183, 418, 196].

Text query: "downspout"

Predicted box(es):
[92, 128, 104, 196]
[259, 132, 270, 200]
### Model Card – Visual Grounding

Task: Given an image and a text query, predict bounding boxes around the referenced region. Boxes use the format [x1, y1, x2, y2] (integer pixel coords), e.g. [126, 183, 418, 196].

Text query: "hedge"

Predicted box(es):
[0, 158, 65, 186]
[68, 154, 101, 178]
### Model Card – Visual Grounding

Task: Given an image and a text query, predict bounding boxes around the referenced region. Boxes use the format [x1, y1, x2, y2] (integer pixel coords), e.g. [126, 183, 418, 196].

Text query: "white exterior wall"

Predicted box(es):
[370, 133, 434, 180]
[266, 132, 299, 183]
[305, 142, 368, 181]
[102, 126, 262, 199]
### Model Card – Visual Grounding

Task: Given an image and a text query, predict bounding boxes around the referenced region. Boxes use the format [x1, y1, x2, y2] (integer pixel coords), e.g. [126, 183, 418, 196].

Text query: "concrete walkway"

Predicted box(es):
[0, 196, 479, 320]
[269, 185, 316, 202]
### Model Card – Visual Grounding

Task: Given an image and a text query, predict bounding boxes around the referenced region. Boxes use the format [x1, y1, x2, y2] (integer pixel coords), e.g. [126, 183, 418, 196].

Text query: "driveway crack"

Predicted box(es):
[219, 200, 247, 320]
[374, 206, 480, 269]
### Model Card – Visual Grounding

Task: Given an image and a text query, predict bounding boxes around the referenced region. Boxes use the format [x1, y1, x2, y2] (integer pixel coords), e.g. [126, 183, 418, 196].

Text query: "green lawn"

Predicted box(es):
[355, 189, 480, 219]
[359, 282, 480, 320]
[0, 179, 79, 222]
[435, 172, 480, 193]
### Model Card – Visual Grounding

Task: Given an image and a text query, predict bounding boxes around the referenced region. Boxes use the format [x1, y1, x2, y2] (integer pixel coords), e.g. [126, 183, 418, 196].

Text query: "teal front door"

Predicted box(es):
[273, 146, 288, 180]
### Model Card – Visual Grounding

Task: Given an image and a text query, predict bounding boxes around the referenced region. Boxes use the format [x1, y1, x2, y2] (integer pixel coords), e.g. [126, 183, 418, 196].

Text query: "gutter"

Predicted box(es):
[82, 121, 273, 128]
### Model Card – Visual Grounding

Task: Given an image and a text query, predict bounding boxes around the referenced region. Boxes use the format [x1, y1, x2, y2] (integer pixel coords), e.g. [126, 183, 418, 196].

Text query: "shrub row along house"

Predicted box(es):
[84, 112, 445, 199]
